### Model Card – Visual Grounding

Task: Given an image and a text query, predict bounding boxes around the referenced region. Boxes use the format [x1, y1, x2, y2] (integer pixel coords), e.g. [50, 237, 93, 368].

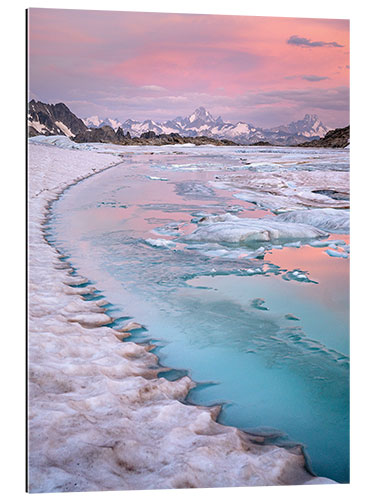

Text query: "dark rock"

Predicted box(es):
[251, 141, 273, 146]
[72, 127, 238, 146]
[28, 99, 87, 137]
[298, 126, 349, 148]
[115, 127, 125, 140]
[74, 125, 118, 143]
[140, 131, 157, 139]
[312, 190, 350, 201]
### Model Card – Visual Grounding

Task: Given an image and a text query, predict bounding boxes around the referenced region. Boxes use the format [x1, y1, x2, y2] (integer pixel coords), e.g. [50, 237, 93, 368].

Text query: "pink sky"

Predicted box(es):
[28, 9, 349, 128]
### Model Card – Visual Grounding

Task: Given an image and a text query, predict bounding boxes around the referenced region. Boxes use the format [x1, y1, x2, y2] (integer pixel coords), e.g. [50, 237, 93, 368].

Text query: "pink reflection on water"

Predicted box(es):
[268, 234, 349, 316]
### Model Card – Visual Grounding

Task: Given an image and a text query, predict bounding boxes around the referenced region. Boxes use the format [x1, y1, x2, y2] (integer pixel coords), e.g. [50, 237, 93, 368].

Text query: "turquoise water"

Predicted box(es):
[48, 146, 349, 482]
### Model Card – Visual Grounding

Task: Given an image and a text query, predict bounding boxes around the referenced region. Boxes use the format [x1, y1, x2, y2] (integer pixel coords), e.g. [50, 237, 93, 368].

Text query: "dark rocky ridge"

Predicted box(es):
[298, 126, 349, 148]
[251, 141, 274, 146]
[73, 127, 238, 146]
[28, 100, 88, 137]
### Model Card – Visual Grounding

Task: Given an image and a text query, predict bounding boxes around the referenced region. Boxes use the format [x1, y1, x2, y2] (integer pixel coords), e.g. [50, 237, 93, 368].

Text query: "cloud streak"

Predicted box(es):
[287, 35, 344, 48]
[284, 75, 330, 82]
[301, 75, 329, 81]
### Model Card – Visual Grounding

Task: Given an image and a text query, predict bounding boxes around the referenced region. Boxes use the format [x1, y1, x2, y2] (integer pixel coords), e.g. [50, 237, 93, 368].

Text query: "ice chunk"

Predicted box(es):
[185, 216, 328, 247]
[174, 181, 215, 199]
[153, 222, 185, 236]
[226, 205, 244, 213]
[325, 249, 349, 259]
[284, 241, 301, 248]
[282, 270, 314, 283]
[146, 176, 169, 181]
[251, 298, 269, 311]
[186, 242, 265, 260]
[145, 238, 176, 249]
[246, 267, 264, 275]
[197, 213, 240, 225]
[285, 314, 300, 321]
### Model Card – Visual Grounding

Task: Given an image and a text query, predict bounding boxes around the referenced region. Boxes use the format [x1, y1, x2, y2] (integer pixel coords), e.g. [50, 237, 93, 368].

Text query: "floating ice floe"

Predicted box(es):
[197, 213, 240, 225]
[153, 222, 184, 236]
[251, 298, 269, 311]
[284, 241, 301, 248]
[246, 267, 265, 275]
[226, 205, 244, 213]
[282, 270, 314, 283]
[174, 180, 215, 199]
[325, 248, 349, 259]
[185, 214, 328, 247]
[186, 242, 265, 260]
[274, 208, 349, 233]
[146, 175, 169, 181]
[309, 239, 340, 248]
[285, 314, 300, 321]
[145, 238, 176, 249]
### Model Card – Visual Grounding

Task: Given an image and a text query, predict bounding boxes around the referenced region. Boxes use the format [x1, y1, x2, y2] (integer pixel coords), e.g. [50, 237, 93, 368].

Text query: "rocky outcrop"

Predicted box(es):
[73, 127, 238, 146]
[28, 100, 88, 138]
[251, 141, 273, 146]
[298, 126, 349, 148]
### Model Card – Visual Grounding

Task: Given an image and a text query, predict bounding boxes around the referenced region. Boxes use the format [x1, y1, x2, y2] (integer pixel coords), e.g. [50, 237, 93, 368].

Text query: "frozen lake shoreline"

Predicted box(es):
[28, 141, 335, 492]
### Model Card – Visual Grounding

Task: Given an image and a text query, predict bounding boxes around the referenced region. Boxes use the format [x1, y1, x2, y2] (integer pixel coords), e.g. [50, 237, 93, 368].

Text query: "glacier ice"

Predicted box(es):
[185, 214, 328, 246]
[146, 175, 169, 181]
[274, 208, 349, 233]
[145, 238, 176, 249]
[214, 167, 349, 212]
[325, 248, 349, 259]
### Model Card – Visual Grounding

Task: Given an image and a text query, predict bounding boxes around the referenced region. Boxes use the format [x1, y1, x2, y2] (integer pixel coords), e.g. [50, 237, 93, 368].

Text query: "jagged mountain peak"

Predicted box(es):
[28, 99, 87, 138]
[303, 113, 319, 121]
[187, 107, 215, 124]
[83, 115, 122, 130]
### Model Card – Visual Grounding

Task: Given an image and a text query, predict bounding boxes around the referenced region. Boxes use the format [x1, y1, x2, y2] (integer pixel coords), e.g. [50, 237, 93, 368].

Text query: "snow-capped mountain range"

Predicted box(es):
[83, 106, 330, 145]
[28, 100, 330, 145]
[83, 115, 123, 130]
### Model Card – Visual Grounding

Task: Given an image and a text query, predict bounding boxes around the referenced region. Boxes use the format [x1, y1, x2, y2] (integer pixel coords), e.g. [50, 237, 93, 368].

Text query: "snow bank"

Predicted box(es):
[28, 141, 327, 492]
[29, 135, 124, 154]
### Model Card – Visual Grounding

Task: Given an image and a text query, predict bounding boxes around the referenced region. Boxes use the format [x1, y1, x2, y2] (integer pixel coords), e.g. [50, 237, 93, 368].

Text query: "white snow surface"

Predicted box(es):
[28, 141, 330, 492]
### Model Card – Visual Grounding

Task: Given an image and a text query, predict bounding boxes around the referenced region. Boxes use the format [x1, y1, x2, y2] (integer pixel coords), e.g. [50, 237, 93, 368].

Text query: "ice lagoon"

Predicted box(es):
[44, 143, 349, 483]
